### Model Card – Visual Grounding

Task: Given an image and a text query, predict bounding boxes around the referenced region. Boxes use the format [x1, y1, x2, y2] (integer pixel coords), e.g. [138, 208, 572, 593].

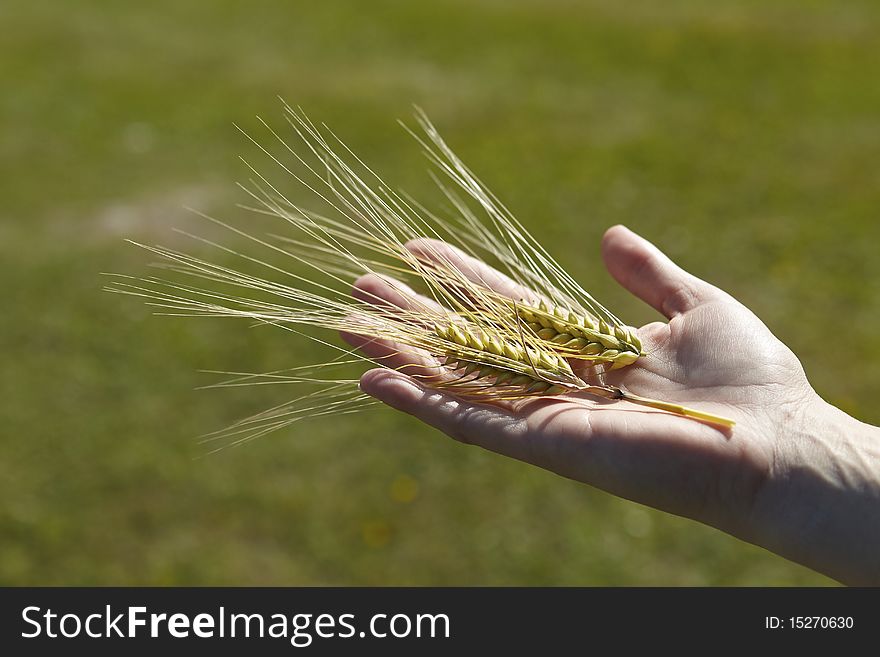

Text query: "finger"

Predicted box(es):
[359, 369, 539, 460]
[350, 272, 446, 315]
[601, 225, 724, 319]
[342, 273, 442, 378]
[405, 238, 538, 302]
[340, 330, 439, 378]
[361, 368, 734, 523]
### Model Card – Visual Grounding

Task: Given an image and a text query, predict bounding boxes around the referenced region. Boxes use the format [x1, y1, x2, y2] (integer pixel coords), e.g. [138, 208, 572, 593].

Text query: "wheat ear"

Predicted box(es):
[513, 299, 642, 370]
[107, 104, 736, 444]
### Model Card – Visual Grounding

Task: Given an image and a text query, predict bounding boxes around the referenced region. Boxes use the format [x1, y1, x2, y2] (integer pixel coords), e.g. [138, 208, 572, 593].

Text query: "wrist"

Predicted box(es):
[747, 394, 880, 584]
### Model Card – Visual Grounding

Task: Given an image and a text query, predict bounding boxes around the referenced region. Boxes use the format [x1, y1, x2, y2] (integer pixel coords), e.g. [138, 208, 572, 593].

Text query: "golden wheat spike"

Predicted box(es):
[107, 104, 735, 447]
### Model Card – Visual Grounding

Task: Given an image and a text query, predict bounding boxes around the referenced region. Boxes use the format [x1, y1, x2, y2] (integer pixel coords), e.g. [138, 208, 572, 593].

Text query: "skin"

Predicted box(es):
[343, 225, 880, 585]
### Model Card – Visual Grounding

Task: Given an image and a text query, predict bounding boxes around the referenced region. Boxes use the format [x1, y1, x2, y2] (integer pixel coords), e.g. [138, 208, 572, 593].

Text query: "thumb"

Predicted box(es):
[601, 225, 723, 319]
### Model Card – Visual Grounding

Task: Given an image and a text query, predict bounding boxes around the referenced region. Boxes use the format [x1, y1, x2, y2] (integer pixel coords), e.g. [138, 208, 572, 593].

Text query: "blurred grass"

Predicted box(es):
[3, 0, 879, 585]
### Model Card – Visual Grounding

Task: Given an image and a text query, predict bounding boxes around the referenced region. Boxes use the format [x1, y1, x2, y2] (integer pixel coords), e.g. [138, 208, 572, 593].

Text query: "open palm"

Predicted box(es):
[345, 225, 818, 542]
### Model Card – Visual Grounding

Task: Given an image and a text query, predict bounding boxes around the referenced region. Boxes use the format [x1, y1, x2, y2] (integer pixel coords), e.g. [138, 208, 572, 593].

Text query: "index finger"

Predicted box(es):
[405, 238, 539, 303]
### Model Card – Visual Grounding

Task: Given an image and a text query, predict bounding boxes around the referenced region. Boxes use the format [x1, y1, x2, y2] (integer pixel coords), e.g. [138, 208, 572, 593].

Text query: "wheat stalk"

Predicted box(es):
[106, 103, 735, 448]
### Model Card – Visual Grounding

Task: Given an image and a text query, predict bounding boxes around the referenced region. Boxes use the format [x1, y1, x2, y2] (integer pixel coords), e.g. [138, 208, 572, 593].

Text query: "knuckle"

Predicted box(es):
[662, 282, 700, 317]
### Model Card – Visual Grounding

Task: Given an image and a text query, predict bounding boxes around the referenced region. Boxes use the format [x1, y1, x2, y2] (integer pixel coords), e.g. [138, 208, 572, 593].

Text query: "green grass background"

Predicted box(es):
[3, 0, 879, 585]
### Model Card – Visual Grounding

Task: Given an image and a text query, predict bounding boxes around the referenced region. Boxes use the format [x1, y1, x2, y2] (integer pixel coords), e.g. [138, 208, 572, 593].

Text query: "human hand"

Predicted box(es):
[345, 225, 880, 584]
